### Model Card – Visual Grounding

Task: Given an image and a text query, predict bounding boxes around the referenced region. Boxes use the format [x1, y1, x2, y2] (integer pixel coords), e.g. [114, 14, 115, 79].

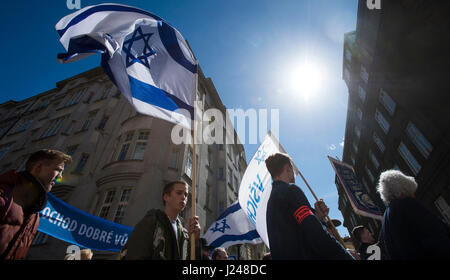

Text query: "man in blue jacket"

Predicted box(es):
[265, 153, 354, 260]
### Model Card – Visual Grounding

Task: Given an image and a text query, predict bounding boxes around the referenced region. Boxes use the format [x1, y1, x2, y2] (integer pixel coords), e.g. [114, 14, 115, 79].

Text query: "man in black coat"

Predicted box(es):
[265, 153, 354, 260]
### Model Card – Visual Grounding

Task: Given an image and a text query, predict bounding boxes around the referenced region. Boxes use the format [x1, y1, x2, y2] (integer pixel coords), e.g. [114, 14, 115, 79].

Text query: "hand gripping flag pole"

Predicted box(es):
[295, 169, 346, 247]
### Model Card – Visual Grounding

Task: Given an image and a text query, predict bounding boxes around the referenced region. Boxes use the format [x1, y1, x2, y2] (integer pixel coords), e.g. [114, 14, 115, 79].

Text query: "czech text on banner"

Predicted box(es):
[203, 201, 262, 249]
[328, 156, 383, 220]
[55, 3, 197, 129]
[38, 193, 133, 252]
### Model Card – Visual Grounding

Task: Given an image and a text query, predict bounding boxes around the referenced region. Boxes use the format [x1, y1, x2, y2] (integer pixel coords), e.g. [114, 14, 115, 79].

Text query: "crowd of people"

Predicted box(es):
[0, 149, 448, 260]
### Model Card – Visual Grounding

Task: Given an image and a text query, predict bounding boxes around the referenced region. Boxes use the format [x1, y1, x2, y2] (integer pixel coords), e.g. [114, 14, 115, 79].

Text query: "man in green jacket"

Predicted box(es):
[125, 181, 201, 260]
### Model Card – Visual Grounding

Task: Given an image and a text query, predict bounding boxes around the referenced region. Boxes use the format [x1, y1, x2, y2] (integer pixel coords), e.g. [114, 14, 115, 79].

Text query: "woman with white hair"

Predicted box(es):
[377, 170, 450, 259]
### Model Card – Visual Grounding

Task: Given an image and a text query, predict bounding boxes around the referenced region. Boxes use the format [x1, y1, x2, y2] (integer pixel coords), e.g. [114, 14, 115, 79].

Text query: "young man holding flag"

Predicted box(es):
[125, 181, 201, 260]
[265, 153, 355, 260]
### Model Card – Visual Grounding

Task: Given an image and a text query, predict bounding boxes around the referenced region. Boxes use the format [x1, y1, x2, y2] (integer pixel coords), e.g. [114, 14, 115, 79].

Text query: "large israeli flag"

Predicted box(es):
[56, 3, 197, 128]
[203, 201, 262, 249]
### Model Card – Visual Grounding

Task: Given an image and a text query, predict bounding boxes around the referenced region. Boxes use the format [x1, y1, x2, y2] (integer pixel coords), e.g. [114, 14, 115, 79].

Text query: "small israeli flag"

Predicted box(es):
[56, 3, 197, 128]
[203, 201, 262, 249]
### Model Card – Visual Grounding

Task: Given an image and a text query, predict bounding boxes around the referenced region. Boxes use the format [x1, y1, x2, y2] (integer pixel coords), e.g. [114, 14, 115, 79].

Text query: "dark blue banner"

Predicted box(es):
[38, 193, 133, 252]
[328, 156, 383, 220]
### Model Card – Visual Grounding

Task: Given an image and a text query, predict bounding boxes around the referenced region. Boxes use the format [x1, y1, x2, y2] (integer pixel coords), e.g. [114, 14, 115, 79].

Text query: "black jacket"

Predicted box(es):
[381, 197, 450, 259]
[266, 180, 353, 260]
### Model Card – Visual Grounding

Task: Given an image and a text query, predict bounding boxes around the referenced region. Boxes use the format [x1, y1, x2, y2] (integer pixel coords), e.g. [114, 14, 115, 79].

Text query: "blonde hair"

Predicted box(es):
[377, 170, 418, 204]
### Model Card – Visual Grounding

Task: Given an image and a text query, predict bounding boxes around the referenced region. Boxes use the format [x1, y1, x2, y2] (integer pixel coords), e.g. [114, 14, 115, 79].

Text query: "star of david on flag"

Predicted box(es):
[203, 202, 262, 249]
[122, 27, 155, 68]
[55, 3, 198, 129]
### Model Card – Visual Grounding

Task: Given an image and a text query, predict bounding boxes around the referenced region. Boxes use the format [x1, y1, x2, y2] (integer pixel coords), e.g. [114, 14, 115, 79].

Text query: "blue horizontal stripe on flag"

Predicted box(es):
[128, 75, 194, 118]
[57, 4, 163, 37]
[57, 4, 198, 74]
[209, 230, 260, 248]
[217, 202, 241, 220]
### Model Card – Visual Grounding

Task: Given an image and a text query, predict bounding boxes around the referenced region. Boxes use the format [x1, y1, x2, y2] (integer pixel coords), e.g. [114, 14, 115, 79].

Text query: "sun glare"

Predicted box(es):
[288, 62, 323, 101]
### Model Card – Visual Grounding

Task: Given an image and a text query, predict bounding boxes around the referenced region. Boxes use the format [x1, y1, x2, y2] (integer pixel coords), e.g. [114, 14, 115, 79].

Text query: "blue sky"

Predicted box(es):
[0, 0, 358, 237]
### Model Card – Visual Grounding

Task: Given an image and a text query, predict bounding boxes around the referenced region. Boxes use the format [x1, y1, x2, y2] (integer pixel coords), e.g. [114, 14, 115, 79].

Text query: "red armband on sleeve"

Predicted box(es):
[293, 205, 314, 225]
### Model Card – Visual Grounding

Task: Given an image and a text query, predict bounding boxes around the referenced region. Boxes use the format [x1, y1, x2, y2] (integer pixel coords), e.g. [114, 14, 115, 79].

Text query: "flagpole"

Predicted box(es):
[190, 61, 199, 260]
[295, 168, 347, 247]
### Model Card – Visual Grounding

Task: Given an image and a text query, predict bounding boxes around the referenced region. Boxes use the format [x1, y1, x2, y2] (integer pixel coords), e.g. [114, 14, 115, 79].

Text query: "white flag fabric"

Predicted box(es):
[203, 201, 262, 249]
[237, 132, 284, 249]
[56, 3, 197, 129]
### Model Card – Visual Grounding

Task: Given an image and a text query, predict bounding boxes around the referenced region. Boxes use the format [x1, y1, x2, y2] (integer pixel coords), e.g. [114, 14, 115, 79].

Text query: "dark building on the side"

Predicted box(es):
[338, 1, 450, 246]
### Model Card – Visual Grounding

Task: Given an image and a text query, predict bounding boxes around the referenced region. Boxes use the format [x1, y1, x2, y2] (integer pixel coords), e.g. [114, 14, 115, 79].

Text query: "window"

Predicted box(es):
[36, 99, 50, 110]
[350, 154, 356, 166]
[99, 189, 115, 219]
[65, 88, 87, 107]
[125, 132, 134, 142]
[206, 184, 212, 209]
[99, 206, 110, 219]
[361, 177, 371, 193]
[114, 188, 132, 224]
[356, 108, 363, 120]
[354, 126, 361, 139]
[406, 122, 433, 158]
[375, 109, 390, 134]
[369, 149, 380, 169]
[137, 131, 149, 140]
[358, 86, 366, 103]
[132, 131, 150, 160]
[105, 190, 115, 203]
[434, 196, 450, 225]
[234, 176, 239, 193]
[80, 111, 97, 131]
[185, 147, 193, 178]
[132, 142, 147, 160]
[345, 49, 352, 62]
[66, 145, 78, 156]
[0, 126, 9, 137]
[100, 87, 111, 100]
[16, 155, 29, 172]
[344, 68, 351, 82]
[96, 116, 109, 130]
[114, 205, 127, 224]
[12, 119, 32, 134]
[398, 142, 421, 175]
[118, 144, 130, 161]
[379, 89, 396, 116]
[352, 141, 358, 153]
[365, 164, 375, 183]
[41, 116, 67, 138]
[360, 65, 369, 83]
[116, 132, 134, 161]
[74, 153, 89, 174]
[228, 168, 233, 188]
[207, 148, 213, 168]
[169, 149, 179, 169]
[63, 120, 76, 135]
[218, 167, 224, 180]
[373, 132, 386, 153]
